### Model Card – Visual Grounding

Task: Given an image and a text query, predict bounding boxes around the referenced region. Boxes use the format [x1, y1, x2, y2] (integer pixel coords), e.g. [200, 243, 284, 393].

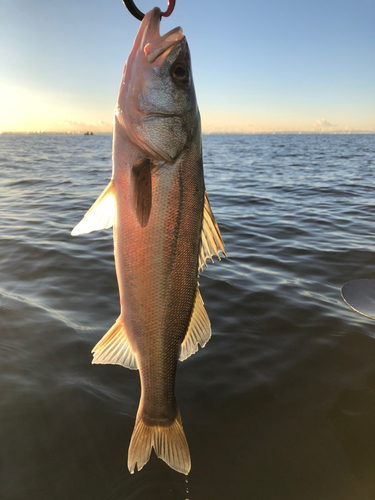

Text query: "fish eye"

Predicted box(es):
[170, 63, 190, 85]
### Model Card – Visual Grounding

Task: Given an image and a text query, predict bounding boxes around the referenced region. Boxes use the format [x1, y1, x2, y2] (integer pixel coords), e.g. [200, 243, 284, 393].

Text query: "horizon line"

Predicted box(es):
[1, 130, 375, 136]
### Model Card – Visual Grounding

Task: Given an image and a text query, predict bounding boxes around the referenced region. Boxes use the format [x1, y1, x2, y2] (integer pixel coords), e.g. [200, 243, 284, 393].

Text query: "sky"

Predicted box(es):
[1, 0, 374, 134]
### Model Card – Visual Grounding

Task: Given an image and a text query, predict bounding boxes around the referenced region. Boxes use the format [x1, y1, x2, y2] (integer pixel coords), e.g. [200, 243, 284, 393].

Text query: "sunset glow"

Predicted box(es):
[1, 0, 374, 135]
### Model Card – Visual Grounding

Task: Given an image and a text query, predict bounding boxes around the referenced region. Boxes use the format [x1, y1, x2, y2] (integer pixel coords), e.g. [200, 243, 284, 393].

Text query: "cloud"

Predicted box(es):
[63, 120, 83, 126]
[316, 118, 336, 128]
[62, 119, 111, 132]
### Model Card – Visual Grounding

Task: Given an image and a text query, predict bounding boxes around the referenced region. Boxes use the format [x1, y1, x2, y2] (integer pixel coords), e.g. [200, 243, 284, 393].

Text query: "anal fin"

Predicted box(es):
[179, 287, 211, 361]
[92, 316, 138, 370]
[71, 180, 116, 235]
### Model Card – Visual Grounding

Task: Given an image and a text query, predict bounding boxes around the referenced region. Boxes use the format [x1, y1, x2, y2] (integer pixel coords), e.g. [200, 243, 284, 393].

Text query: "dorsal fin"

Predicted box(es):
[92, 316, 138, 370]
[198, 191, 226, 271]
[179, 287, 211, 361]
[131, 159, 152, 228]
[71, 180, 116, 235]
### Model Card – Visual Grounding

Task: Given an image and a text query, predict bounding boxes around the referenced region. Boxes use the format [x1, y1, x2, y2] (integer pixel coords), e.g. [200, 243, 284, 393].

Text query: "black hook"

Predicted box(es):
[122, 0, 144, 21]
[122, 0, 176, 22]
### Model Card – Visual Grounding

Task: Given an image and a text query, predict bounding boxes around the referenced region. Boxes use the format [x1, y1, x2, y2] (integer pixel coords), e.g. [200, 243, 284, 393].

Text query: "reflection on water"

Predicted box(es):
[0, 133, 375, 499]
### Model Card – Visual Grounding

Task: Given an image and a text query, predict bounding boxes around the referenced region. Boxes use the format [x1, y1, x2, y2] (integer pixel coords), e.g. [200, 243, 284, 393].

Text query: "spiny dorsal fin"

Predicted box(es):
[199, 191, 226, 271]
[131, 159, 152, 228]
[92, 316, 138, 370]
[71, 180, 116, 235]
[179, 288, 211, 361]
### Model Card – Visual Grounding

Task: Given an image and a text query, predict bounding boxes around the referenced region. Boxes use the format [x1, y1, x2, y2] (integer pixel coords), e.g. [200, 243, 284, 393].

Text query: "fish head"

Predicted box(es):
[116, 8, 199, 162]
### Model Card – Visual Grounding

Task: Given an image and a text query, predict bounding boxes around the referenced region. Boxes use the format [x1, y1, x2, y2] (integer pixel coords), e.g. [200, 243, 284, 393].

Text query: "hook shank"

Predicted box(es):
[122, 0, 176, 21]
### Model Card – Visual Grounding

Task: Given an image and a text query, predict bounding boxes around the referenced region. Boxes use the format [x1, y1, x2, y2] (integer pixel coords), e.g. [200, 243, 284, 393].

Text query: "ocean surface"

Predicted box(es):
[1, 133, 375, 500]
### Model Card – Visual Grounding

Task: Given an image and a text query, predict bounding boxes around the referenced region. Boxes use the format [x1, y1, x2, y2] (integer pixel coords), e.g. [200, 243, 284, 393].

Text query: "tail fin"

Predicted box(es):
[128, 411, 191, 475]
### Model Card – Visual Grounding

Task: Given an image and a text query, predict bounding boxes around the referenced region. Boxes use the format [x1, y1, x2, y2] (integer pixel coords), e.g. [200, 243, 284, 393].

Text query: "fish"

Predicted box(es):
[71, 7, 226, 475]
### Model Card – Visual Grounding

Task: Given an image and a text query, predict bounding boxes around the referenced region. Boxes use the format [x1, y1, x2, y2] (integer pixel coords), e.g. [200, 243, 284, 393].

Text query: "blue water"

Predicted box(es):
[0, 133, 374, 499]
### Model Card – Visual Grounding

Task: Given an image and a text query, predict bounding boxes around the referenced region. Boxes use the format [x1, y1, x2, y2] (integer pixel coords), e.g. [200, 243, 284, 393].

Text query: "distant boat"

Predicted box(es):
[84, 131, 94, 135]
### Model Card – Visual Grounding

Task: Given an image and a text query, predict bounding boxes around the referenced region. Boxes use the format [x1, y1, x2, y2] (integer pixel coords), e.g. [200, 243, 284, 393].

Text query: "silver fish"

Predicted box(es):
[72, 7, 225, 474]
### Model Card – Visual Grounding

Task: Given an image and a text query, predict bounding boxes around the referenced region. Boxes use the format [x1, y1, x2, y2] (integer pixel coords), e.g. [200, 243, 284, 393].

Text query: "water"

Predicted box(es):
[1, 133, 374, 499]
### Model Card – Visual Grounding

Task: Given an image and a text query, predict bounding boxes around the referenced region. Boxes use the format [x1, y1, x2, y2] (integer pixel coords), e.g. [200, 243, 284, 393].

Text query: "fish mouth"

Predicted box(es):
[140, 7, 184, 64]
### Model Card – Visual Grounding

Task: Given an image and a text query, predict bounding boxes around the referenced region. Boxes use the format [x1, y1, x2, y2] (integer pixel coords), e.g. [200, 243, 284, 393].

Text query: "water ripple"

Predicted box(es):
[1, 133, 375, 499]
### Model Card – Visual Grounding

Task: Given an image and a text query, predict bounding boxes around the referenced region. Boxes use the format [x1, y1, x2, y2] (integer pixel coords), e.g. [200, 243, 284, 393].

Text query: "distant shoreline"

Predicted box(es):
[1, 131, 374, 136]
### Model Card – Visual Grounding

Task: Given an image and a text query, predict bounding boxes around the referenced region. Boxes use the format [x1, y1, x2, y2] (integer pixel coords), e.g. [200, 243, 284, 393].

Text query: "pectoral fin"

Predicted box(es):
[71, 180, 116, 235]
[92, 316, 138, 370]
[179, 287, 211, 361]
[131, 159, 152, 228]
[199, 191, 226, 271]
